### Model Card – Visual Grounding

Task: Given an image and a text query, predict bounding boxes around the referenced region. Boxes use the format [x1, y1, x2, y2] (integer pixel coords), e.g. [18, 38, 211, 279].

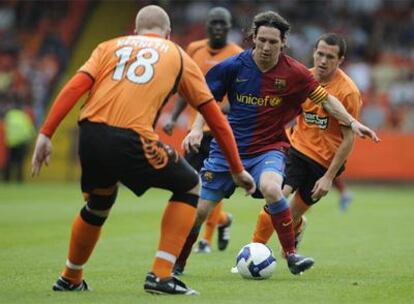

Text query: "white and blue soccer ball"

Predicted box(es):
[236, 242, 277, 279]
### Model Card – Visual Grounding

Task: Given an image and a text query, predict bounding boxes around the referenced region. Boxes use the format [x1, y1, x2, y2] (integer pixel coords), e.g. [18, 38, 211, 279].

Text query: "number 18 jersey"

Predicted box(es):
[78, 34, 213, 140]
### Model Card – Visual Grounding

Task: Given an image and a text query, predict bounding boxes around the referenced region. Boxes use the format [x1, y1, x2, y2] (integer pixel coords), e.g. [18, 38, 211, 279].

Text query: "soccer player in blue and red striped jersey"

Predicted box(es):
[175, 11, 379, 276]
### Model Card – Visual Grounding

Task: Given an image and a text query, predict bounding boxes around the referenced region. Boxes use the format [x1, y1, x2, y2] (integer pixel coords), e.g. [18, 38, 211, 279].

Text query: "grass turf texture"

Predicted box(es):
[1, 183, 413, 303]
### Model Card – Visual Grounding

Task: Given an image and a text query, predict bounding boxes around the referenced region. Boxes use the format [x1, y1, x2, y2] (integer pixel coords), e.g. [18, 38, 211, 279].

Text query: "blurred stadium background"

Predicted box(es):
[1, 1, 413, 303]
[0, 0, 413, 183]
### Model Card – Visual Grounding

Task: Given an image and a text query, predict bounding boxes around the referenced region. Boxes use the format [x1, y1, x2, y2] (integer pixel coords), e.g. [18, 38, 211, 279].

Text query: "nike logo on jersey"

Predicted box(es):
[236, 78, 249, 83]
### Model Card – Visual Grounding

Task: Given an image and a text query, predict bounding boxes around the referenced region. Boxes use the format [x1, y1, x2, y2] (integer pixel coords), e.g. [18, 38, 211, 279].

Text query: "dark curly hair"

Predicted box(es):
[249, 11, 291, 40]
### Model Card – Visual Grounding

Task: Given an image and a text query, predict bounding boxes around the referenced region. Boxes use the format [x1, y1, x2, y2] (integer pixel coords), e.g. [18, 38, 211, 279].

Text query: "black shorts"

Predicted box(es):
[284, 147, 344, 206]
[184, 132, 213, 172]
[78, 121, 199, 196]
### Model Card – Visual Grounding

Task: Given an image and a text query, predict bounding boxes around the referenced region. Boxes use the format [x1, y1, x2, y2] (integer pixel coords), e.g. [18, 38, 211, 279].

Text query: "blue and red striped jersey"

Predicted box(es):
[205, 49, 321, 160]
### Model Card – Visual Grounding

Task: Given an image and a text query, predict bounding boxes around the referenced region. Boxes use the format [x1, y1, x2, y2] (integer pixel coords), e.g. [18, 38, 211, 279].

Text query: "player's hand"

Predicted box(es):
[162, 120, 175, 136]
[182, 128, 203, 153]
[232, 170, 256, 195]
[311, 175, 333, 201]
[31, 133, 53, 177]
[350, 120, 380, 143]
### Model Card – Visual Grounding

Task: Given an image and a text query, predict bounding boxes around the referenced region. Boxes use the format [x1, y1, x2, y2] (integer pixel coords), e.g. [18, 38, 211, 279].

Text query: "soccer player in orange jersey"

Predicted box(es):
[31, 5, 255, 296]
[251, 33, 363, 254]
[163, 7, 242, 261]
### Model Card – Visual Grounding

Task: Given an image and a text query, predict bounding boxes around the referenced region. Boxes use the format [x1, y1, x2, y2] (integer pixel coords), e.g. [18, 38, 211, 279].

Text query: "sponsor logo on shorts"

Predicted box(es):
[303, 111, 328, 129]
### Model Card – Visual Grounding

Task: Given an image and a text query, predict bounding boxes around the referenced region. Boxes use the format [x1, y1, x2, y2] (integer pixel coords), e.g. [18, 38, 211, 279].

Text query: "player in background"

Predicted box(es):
[251, 33, 363, 255]
[334, 176, 353, 211]
[31, 5, 255, 296]
[175, 12, 379, 276]
[162, 7, 242, 259]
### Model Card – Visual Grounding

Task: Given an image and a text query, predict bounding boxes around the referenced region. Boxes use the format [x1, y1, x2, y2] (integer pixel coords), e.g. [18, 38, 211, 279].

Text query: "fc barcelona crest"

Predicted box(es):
[274, 78, 287, 91]
[204, 171, 214, 181]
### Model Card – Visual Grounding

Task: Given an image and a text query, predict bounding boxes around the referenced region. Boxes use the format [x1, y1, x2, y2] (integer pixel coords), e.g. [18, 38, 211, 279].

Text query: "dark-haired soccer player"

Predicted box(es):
[175, 12, 379, 276]
[252, 33, 362, 254]
[163, 7, 242, 259]
[31, 5, 255, 296]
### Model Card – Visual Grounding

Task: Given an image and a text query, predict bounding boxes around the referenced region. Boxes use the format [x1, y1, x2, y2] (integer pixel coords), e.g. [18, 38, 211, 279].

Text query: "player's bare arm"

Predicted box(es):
[311, 126, 355, 200]
[163, 97, 187, 135]
[232, 170, 257, 196]
[182, 112, 205, 153]
[31, 134, 53, 177]
[31, 72, 93, 177]
[322, 95, 379, 142]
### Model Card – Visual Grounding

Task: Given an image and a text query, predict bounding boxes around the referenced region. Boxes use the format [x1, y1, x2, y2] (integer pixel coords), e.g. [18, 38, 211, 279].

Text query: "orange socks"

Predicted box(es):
[151, 201, 196, 278]
[290, 192, 310, 233]
[62, 214, 102, 284]
[62, 200, 196, 282]
[202, 201, 224, 244]
[217, 208, 228, 226]
[252, 208, 274, 244]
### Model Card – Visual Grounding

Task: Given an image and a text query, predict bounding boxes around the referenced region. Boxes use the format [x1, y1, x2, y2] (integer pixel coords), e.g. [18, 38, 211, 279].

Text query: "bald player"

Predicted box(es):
[163, 7, 242, 262]
[31, 5, 255, 296]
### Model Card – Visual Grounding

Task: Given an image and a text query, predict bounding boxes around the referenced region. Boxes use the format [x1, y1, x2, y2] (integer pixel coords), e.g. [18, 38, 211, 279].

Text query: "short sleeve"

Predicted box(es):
[340, 91, 362, 124]
[78, 43, 105, 79]
[177, 50, 213, 108]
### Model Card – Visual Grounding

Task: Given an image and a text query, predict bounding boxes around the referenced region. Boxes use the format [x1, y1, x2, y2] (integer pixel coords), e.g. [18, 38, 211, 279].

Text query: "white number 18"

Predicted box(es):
[113, 47, 159, 84]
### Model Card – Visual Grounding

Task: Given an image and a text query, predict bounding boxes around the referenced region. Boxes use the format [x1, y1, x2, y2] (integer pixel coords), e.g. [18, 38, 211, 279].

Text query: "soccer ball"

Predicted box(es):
[236, 242, 276, 279]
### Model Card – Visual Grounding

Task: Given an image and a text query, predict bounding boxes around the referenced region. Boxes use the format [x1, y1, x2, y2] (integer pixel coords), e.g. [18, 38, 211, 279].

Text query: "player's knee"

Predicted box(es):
[169, 175, 200, 208]
[260, 182, 283, 201]
[80, 206, 108, 226]
[81, 187, 118, 226]
[169, 191, 199, 208]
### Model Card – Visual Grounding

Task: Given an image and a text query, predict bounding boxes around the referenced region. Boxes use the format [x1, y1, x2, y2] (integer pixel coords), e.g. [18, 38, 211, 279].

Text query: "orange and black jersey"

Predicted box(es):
[78, 34, 213, 141]
[40, 33, 244, 173]
[186, 39, 243, 75]
[185, 39, 243, 130]
[289, 68, 362, 168]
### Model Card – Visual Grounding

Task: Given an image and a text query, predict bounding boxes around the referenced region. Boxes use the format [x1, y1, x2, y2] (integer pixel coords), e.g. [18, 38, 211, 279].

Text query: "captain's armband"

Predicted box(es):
[309, 85, 328, 104]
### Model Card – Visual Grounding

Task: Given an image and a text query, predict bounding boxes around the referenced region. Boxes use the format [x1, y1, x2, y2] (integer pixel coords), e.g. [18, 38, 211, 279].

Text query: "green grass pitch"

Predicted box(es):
[1, 183, 413, 303]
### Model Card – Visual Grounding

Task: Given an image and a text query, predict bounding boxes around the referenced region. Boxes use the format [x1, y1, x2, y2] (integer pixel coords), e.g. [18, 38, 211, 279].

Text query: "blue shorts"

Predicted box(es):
[200, 150, 286, 202]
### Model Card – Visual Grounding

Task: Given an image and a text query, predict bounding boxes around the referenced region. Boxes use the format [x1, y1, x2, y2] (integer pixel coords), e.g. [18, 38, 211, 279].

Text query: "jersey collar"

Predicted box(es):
[142, 33, 162, 38]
